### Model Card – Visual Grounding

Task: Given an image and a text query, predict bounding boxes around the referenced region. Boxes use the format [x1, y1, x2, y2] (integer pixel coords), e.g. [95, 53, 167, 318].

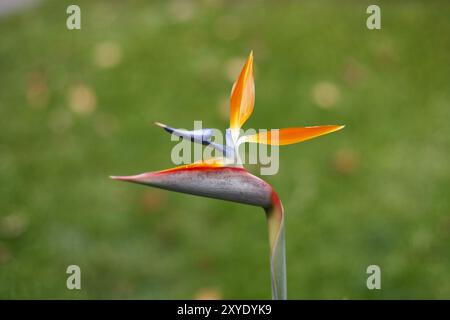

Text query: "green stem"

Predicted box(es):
[265, 191, 286, 300]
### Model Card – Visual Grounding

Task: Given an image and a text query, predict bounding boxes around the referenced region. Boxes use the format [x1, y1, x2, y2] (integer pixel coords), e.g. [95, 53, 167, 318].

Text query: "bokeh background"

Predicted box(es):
[0, 0, 449, 299]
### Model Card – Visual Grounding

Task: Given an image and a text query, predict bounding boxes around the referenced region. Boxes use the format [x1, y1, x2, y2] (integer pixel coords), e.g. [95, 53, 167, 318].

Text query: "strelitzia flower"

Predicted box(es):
[111, 52, 344, 300]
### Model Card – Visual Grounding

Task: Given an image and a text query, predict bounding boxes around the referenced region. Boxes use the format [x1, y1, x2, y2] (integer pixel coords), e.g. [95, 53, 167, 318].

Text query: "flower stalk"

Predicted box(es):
[112, 51, 343, 299]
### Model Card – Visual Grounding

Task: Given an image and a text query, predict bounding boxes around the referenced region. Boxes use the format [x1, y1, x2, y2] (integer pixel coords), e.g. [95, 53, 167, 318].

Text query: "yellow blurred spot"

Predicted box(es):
[311, 81, 340, 109]
[93, 41, 122, 69]
[193, 287, 222, 300]
[26, 71, 49, 109]
[0, 243, 11, 265]
[68, 84, 97, 115]
[0, 213, 28, 239]
[331, 149, 360, 175]
[343, 59, 368, 87]
[373, 39, 396, 66]
[141, 190, 167, 212]
[169, 0, 195, 22]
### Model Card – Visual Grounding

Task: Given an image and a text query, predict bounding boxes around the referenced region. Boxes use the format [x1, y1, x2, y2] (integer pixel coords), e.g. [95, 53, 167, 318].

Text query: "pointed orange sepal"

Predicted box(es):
[230, 51, 255, 129]
[244, 125, 345, 145]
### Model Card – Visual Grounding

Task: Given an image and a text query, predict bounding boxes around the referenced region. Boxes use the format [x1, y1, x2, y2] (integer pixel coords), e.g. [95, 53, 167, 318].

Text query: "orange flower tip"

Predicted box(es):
[248, 52, 254, 65]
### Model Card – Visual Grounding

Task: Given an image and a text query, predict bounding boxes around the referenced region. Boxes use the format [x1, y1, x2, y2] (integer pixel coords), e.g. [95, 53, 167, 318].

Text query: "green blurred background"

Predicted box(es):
[0, 0, 449, 299]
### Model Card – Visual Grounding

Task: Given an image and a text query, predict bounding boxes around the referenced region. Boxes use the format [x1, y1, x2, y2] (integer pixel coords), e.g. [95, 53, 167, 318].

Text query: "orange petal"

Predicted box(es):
[156, 157, 225, 174]
[244, 125, 345, 145]
[230, 51, 255, 129]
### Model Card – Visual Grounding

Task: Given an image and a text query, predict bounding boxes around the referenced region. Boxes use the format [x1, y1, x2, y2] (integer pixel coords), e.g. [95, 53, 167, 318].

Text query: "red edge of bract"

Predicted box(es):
[153, 165, 247, 175]
[270, 190, 283, 218]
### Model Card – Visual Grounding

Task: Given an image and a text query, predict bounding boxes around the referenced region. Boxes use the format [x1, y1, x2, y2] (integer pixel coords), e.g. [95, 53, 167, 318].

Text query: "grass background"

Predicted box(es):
[0, 0, 449, 299]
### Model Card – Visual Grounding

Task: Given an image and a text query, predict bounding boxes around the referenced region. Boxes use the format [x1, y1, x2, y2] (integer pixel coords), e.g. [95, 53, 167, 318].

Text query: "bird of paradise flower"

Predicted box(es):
[111, 51, 344, 300]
